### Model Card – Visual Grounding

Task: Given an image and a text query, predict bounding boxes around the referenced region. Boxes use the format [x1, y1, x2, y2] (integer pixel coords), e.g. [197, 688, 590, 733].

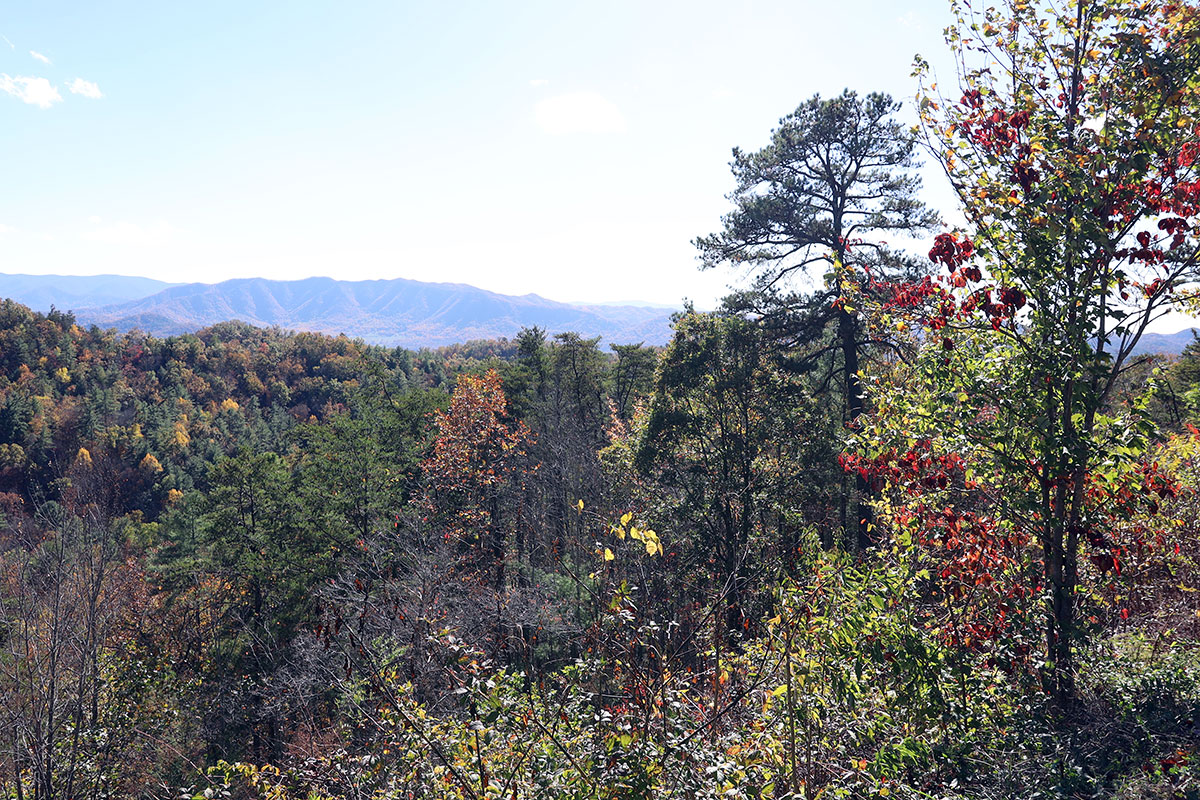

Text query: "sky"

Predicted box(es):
[0, 0, 962, 309]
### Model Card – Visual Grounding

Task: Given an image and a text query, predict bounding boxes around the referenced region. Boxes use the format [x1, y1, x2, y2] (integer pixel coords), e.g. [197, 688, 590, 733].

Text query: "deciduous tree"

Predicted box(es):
[882, 0, 1200, 701]
[424, 369, 533, 592]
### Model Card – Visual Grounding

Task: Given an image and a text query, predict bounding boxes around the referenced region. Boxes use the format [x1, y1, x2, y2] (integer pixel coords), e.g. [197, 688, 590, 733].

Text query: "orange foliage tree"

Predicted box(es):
[424, 369, 533, 591]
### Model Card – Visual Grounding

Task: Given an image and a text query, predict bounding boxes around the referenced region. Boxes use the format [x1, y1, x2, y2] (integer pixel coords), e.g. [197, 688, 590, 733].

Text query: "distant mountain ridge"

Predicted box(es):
[0, 273, 182, 311]
[6, 273, 1190, 354]
[0, 273, 677, 348]
[1128, 328, 1198, 357]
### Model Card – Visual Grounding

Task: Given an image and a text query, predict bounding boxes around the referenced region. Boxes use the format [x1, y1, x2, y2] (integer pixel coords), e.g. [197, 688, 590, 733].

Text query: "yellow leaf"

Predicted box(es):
[646, 539, 659, 556]
[576, 499, 584, 513]
[616, 527, 626, 540]
[620, 512, 632, 526]
[603, 548, 614, 562]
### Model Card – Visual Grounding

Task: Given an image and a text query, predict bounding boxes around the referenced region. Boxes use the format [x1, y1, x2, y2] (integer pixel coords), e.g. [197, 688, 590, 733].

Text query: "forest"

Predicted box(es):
[5, 1, 1200, 797]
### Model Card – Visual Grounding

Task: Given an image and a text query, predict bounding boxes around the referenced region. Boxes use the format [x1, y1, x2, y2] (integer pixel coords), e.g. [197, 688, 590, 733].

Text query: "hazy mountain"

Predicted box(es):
[0, 273, 181, 312]
[6, 273, 1196, 354]
[1128, 328, 1198, 357]
[0, 274, 677, 347]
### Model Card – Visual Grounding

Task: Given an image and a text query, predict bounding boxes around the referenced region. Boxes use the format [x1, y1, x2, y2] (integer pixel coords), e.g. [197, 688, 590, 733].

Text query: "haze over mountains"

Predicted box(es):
[0, 273, 677, 348]
[0, 273, 182, 312]
[1, 273, 1195, 354]
[1127, 328, 1200, 357]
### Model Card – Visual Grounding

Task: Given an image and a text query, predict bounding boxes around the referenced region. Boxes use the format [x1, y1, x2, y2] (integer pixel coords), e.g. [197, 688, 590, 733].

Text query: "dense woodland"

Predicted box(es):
[6, 1, 1200, 797]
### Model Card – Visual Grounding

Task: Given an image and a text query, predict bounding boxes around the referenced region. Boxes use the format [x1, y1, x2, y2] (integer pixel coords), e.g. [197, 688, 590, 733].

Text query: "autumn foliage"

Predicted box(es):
[9, 2, 1200, 799]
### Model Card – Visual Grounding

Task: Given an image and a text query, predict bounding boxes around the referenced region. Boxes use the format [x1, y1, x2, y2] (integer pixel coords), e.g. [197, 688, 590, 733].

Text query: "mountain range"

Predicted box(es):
[0, 273, 677, 348]
[1127, 328, 1199, 357]
[2, 273, 1195, 354]
[0, 273, 182, 311]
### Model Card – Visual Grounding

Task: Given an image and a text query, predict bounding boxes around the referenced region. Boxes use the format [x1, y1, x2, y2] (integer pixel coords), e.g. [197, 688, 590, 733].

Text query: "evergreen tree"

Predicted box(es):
[696, 90, 937, 547]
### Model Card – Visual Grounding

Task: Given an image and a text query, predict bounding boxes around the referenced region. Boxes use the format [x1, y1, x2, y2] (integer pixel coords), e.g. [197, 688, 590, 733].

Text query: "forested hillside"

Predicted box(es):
[6, 1, 1200, 798]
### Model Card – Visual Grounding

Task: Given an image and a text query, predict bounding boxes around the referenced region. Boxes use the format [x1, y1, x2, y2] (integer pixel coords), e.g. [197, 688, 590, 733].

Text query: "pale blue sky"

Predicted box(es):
[1, 0, 959, 307]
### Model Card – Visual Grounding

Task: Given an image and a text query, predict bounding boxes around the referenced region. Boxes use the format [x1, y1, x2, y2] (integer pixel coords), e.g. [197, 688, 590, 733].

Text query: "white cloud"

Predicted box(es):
[535, 92, 626, 135]
[30, 50, 50, 65]
[87, 215, 102, 224]
[897, 11, 922, 29]
[0, 223, 15, 236]
[83, 220, 176, 246]
[69, 78, 103, 99]
[1, 35, 14, 51]
[529, 78, 549, 87]
[0, 74, 62, 108]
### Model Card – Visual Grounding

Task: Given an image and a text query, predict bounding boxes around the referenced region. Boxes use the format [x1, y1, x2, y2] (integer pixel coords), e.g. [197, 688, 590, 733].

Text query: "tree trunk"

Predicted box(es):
[838, 307, 873, 550]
